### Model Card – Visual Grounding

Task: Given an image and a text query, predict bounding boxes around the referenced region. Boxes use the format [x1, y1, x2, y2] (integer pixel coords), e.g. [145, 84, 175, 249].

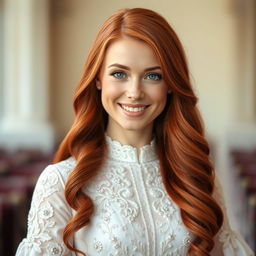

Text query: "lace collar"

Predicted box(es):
[105, 135, 158, 163]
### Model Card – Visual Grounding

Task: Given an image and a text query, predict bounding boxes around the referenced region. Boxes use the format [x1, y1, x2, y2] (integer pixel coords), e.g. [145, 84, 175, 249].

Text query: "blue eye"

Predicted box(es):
[111, 71, 126, 79]
[146, 73, 162, 81]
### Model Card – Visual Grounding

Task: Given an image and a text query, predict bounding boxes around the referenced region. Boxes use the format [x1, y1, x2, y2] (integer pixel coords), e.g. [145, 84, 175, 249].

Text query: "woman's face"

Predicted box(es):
[98, 36, 168, 137]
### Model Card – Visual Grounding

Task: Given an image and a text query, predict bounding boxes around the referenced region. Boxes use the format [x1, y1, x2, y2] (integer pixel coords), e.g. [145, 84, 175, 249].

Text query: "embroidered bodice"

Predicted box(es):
[16, 137, 254, 256]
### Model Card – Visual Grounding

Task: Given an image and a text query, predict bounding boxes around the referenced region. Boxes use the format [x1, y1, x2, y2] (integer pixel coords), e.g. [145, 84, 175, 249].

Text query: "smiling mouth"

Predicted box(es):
[119, 104, 149, 113]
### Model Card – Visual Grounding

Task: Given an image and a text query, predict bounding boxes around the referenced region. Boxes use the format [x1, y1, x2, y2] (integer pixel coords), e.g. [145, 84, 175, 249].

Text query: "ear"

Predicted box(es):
[96, 79, 101, 90]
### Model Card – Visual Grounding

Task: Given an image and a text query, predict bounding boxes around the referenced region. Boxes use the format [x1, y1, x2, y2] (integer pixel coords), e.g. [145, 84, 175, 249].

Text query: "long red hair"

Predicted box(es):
[54, 8, 223, 256]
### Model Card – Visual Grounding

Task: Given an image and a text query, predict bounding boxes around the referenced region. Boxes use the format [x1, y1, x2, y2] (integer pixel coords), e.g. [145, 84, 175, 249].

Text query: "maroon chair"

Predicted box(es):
[231, 148, 256, 250]
[0, 196, 3, 256]
[0, 147, 53, 255]
[240, 163, 256, 178]
[0, 176, 28, 256]
[247, 194, 256, 251]
[231, 150, 256, 165]
[8, 162, 48, 201]
[240, 177, 256, 195]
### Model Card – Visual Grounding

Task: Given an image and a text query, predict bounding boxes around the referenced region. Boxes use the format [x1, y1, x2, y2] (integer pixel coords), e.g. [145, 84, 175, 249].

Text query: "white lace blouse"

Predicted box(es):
[16, 136, 254, 256]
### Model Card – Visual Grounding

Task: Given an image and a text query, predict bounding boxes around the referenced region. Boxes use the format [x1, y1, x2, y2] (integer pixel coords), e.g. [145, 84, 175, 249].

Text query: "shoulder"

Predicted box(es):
[29, 157, 77, 219]
[31, 157, 76, 201]
[38, 157, 76, 186]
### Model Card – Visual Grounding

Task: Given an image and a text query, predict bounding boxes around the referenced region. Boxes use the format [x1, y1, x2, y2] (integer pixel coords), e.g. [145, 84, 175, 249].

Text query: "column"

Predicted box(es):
[0, 0, 54, 152]
[236, 0, 256, 123]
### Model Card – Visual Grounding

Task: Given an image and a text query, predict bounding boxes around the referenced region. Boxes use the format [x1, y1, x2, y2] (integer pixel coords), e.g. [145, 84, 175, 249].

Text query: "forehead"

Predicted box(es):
[102, 36, 160, 69]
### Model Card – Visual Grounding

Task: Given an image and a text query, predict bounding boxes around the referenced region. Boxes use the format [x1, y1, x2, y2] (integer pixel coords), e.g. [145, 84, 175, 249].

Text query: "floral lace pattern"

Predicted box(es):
[87, 164, 139, 223]
[146, 165, 177, 218]
[219, 229, 239, 250]
[105, 136, 157, 163]
[16, 166, 69, 255]
[16, 136, 254, 256]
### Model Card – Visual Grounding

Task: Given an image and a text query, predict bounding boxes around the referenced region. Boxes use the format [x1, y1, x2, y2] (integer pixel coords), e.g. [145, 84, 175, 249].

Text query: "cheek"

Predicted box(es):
[151, 87, 168, 105]
[101, 82, 123, 103]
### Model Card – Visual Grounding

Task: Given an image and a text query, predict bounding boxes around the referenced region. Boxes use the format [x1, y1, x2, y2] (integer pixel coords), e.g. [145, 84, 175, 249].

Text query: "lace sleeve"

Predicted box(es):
[15, 164, 75, 256]
[212, 173, 254, 256]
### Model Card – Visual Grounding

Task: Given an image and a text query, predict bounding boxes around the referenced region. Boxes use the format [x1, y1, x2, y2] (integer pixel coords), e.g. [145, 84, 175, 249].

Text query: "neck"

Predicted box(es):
[106, 127, 153, 151]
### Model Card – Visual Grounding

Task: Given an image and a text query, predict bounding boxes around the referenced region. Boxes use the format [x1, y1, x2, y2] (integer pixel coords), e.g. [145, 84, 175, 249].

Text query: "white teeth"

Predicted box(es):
[121, 105, 146, 112]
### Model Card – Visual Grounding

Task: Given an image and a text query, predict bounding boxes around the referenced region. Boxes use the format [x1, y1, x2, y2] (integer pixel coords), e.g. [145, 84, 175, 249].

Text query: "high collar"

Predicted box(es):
[105, 135, 157, 163]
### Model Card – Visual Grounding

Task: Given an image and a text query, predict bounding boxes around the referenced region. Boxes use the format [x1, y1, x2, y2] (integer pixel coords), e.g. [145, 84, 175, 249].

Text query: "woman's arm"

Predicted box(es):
[15, 164, 75, 256]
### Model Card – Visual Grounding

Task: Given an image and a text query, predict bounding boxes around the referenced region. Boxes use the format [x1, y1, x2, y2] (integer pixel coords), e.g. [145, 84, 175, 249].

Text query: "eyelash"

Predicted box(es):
[146, 73, 162, 81]
[111, 71, 126, 79]
[110, 71, 162, 81]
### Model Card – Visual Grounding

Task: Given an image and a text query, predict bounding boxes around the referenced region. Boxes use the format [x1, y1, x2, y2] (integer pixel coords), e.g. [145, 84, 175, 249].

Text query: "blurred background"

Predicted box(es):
[0, 0, 255, 255]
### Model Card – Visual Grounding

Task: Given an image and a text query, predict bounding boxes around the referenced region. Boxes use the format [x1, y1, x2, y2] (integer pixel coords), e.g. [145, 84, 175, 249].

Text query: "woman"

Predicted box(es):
[16, 8, 253, 256]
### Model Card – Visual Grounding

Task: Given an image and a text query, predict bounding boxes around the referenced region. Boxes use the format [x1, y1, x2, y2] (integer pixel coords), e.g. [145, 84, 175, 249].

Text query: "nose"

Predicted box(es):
[125, 78, 144, 100]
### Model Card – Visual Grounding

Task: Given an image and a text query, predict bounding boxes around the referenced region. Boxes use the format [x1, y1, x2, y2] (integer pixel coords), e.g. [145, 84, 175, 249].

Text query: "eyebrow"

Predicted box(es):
[108, 63, 161, 72]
